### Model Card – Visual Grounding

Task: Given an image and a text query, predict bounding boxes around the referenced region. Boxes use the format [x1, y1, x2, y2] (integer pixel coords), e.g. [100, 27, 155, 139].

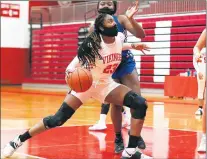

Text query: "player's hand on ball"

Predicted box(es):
[198, 72, 204, 80]
[131, 43, 150, 55]
[65, 72, 70, 84]
[66, 68, 93, 92]
[65, 69, 75, 84]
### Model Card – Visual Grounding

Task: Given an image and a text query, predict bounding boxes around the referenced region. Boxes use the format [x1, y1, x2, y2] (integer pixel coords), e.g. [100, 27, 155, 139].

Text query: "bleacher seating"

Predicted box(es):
[24, 13, 206, 89]
[139, 0, 206, 15]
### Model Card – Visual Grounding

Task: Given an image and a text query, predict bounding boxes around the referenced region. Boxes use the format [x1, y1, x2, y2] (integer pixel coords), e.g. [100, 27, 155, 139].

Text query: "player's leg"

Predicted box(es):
[119, 68, 146, 149]
[105, 84, 151, 159]
[112, 63, 131, 130]
[195, 76, 205, 115]
[197, 86, 206, 152]
[2, 93, 83, 158]
[109, 78, 125, 153]
[88, 102, 110, 130]
[121, 106, 131, 128]
[110, 79, 137, 154]
[111, 56, 146, 150]
[111, 104, 124, 153]
[88, 81, 124, 132]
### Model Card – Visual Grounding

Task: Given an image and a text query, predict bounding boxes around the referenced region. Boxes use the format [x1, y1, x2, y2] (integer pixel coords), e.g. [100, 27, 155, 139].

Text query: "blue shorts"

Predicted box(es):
[112, 50, 136, 79]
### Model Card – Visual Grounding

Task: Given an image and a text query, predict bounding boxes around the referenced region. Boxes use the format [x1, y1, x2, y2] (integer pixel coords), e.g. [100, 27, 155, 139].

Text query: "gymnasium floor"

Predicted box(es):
[1, 86, 206, 159]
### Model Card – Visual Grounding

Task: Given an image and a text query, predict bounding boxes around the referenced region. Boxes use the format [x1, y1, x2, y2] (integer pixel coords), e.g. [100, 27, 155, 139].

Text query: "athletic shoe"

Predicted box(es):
[2, 136, 22, 158]
[89, 122, 107, 131]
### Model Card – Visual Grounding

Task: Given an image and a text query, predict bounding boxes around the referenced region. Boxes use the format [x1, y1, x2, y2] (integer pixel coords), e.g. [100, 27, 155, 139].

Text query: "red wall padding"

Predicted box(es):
[24, 13, 206, 89]
[1, 48, 29, 84]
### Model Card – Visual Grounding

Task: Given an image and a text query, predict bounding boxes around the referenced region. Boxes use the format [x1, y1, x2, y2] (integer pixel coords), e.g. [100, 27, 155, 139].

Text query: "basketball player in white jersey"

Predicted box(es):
[3, 14, 151, 159]
[194, 47, 206, 115]
[88, 1, 146, 153]
[193, 28, 206, 152]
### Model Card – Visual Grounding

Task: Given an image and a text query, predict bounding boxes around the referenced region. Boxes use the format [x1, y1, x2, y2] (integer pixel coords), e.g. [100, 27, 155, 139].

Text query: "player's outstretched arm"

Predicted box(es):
[122, 43, 150, 55]
[118, 0, 145, 38]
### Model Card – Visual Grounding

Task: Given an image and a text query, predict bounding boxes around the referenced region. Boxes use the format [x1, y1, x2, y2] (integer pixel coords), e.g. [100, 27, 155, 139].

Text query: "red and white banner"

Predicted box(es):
[1, 3, 20, 18]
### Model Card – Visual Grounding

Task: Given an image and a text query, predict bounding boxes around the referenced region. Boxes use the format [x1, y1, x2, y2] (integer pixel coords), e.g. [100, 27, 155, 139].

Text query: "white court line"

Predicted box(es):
[143, 125, 201, 133]
[23, 134, 196, 149]
[1, 105, 97, 111]
[15, 152, 47, 159]
[2, 134, 197, 152]
[1, 152, 47, 159]
[1, 125, 200, 158]
[1, 123, 102, 131]
[170, 134, 196, 138]
[28, 141, 114, 149]
[1, 123, 201, 133]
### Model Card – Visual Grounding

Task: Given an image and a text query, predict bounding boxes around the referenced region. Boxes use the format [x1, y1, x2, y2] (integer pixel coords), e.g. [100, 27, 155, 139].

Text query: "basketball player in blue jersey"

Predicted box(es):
[88, 0, 146, 154]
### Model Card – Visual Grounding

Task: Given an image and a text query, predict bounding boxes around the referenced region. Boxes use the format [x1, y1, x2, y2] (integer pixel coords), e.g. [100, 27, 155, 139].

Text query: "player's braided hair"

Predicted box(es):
[78, 14, 107, 69]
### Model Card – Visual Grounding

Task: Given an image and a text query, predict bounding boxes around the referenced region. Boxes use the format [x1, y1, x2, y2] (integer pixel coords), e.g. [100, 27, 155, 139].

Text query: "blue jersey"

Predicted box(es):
[113, 15, 128, 54]
[112, 15, 136, 79]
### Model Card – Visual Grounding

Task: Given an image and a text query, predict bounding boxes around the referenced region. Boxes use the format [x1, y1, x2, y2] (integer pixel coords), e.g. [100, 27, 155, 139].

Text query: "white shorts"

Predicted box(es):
[197, 73, 206, 99]
[71, 81, 121, 104]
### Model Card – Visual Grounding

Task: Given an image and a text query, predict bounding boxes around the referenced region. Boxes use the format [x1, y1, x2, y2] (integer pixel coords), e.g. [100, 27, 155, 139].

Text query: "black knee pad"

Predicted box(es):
[123, 91, 148, 119]
[101, 103, 110, 114]
[43, 102, 75, 129]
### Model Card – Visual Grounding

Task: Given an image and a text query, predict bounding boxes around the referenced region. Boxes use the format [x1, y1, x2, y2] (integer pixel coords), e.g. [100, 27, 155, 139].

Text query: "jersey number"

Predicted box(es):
[103, 64, 119, 74]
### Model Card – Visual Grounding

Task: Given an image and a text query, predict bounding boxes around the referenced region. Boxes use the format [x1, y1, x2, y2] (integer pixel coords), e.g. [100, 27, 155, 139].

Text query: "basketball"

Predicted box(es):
[67, 68, 93, 92]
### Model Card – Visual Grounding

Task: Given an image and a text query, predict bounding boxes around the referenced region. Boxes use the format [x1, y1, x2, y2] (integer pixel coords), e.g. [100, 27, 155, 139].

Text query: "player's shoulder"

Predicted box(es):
[117, 32, 125, 38]
[116, 32, 125, 43]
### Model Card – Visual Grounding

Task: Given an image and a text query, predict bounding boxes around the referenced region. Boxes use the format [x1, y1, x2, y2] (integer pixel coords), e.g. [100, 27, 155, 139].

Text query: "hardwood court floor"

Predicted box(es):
[1, 86, 206, 159]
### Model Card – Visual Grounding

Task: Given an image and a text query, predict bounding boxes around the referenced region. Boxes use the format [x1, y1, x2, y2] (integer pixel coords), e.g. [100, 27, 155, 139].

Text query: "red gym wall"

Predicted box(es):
[25, 13, 206, 89]
[1, 2, 30, 85]
[1, 1, 59, 85]
[1, 48, 30, 84]
[1, 1, 88, 85]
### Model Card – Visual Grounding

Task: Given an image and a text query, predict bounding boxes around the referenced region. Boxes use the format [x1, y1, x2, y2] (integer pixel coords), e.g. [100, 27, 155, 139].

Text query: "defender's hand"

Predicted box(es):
[125, 0, 139, 19]
[131, 43, 150, 55]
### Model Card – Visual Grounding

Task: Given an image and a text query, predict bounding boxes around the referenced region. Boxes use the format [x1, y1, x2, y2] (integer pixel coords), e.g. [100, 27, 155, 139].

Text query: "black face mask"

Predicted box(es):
[98, 7, 115, 15]
[99, 25, 118, 37]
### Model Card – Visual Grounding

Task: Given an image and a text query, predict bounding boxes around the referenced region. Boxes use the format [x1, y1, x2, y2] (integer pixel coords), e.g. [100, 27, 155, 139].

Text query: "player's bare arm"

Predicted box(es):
[122, 43, 150, 55]
[194, 28, 206, 57]
[118, 0, 145, 38]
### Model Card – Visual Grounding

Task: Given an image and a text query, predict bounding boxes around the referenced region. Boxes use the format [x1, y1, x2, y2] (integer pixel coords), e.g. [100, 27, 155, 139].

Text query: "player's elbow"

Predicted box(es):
[135, 31, 145, 39]
[138, 33, 146, 39]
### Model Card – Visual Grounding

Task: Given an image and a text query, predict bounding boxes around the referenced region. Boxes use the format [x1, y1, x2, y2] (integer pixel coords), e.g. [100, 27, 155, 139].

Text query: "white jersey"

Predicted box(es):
[66, 32, 125, 85]
[193, 48, 206, 74]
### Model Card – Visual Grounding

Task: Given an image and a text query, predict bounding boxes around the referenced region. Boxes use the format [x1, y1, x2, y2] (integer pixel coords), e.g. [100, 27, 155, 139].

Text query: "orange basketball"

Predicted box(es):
[67, 68, 93, 92]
